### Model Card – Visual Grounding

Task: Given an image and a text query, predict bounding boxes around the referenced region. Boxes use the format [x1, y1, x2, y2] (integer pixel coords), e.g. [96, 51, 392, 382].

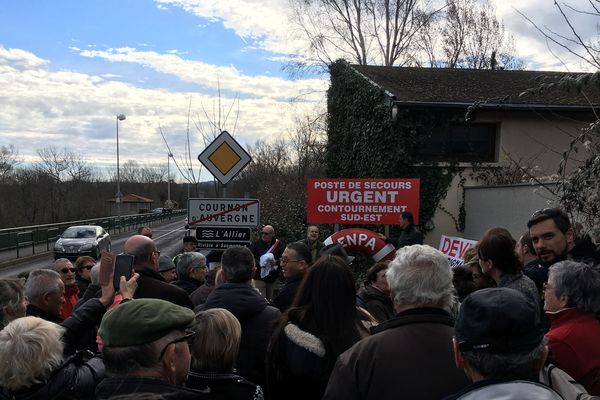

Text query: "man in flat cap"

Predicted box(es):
[445, 287, 561, 399]
[96, 298, 211, 399]
[158, 254, 177, 283]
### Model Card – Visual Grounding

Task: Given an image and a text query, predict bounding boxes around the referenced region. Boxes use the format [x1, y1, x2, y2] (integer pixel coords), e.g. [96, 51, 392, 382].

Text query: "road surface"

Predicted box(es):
[0, 218, 192, 279]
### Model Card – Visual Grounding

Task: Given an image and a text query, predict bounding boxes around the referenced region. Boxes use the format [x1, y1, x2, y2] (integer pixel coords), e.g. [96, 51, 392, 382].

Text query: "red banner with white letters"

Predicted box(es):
[307, 178, 420, 225]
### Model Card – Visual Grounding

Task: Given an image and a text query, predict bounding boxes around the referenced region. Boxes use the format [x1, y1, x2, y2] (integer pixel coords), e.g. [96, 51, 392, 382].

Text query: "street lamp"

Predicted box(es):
[116, 113, 126, 218]
[167, 152, 173, 203]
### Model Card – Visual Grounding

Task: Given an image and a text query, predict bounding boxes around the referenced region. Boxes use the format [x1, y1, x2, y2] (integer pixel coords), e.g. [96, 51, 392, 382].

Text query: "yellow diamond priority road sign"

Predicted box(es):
[198, 131, 251, 185]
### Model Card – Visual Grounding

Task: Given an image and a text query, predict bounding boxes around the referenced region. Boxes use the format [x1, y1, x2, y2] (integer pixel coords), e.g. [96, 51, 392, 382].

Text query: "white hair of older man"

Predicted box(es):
[0, 316, 65, 390]
[386, 244, 456, 313]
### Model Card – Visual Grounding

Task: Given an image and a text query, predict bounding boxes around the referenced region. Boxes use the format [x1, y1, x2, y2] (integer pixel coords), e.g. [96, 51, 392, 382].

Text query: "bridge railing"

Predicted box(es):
[0, 210, 187, 258]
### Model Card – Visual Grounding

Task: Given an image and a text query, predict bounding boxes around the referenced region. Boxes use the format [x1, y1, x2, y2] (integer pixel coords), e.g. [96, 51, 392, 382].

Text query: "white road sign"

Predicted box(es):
[188, 198, 260, 227]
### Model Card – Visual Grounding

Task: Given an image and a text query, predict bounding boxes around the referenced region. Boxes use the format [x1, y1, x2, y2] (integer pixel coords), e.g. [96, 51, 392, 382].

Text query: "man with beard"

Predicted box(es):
[527, 208, 600, 267]
[299, 225, 324, 263]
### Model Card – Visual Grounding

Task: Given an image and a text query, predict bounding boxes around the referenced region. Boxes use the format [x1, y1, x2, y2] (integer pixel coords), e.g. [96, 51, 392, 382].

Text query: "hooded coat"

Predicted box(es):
[197, 283, 281, 386]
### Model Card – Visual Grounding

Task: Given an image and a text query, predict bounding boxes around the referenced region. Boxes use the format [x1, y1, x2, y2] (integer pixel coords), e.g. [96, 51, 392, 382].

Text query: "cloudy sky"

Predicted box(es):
[0, 0, 596, 181]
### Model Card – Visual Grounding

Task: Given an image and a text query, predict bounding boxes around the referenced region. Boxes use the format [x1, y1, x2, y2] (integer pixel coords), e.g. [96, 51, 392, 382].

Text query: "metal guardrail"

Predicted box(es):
[0, 210, 187, 259]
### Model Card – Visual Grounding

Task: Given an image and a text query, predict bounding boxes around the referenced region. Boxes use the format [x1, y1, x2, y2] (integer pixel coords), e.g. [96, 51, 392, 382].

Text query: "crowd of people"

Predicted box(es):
[0, 209, 599, 399]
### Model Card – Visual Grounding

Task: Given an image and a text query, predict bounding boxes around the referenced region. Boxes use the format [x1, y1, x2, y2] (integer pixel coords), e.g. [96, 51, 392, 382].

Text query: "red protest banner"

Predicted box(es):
[307, 178, 420, 225]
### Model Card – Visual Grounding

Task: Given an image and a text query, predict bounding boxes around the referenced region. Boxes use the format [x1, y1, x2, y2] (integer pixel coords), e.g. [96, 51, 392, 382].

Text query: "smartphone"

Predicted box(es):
[113, 254, 134, 291]
[99, 251, 115, 287]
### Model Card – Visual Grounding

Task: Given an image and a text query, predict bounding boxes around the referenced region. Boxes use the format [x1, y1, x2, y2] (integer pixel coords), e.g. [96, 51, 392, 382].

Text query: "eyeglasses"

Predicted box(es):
[531, 208, 561, 218]
[158, 330, 196, 360]
[60, 267, 77, 274]
[280, 258, 301, 265]
[543, 282, 554, 292]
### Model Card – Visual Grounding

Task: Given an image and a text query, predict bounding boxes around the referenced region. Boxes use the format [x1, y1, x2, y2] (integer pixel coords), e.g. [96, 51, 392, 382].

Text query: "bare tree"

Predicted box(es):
[289, 112, 328, 183]
[518, 1, 600, 70]
[159, 89, 240, 198]
[289, 0, 439, 68]
[516, 2, 600, 239]
[0, 145, 19, 182]
[417, 0, 523, 69]
[35, 147, 71, 183]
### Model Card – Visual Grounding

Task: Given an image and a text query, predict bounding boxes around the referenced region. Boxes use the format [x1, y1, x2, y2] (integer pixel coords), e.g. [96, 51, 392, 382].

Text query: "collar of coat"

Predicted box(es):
[284, 323, 326, 358]
[371, 307, 454, 335]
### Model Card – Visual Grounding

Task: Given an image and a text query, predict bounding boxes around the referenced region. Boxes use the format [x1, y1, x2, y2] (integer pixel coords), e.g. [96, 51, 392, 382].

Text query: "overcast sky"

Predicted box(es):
[0, 0, 596, 181]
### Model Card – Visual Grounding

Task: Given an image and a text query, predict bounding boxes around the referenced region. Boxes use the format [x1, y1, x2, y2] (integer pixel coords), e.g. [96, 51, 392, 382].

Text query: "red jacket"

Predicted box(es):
[60, 284, 80, 320]
[546, 308, 600, 395]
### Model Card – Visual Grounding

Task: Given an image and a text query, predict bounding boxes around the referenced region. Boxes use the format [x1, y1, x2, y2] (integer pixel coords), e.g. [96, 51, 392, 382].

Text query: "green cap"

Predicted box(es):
[99, 298, 195, 347]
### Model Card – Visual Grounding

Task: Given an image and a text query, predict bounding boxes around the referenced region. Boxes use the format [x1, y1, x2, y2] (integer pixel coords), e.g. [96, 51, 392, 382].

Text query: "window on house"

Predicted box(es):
[418, 123, 497, 162]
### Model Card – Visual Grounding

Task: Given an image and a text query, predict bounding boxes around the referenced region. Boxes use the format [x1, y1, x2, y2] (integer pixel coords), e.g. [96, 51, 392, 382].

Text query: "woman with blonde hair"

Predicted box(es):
[187, 308, 263, 399]
[0, 316, 105, 398]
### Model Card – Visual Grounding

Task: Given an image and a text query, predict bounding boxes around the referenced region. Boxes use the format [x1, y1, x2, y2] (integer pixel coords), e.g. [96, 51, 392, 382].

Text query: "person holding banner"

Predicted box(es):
[250, 225, 285, 300]
[379, 211, 423, 249]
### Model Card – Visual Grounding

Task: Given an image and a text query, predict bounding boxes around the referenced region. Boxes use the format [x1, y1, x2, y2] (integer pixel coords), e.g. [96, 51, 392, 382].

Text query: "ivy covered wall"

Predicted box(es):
[326, 60, 461, 235]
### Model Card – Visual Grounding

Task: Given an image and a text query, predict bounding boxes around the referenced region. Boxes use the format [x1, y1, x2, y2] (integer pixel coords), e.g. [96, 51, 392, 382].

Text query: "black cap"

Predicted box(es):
[455, 288, 543, 354]
[183, 235, 198, 244]
[319, 243, 354, 265]
[205, 250, 224, 264]
[158, 254, 176, 272]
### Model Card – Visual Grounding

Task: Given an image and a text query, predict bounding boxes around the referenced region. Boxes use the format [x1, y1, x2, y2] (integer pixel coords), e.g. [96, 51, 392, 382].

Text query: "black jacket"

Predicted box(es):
[198, 283, 281, 386]
[75, 274, 90, 295]
[60, 298, 106, 355]
[267, 322, 330, 400]
[569, 235, 600, 266]
[298, 238, 324, 263]
[187, 371, 264, 400]
[173, 277, 203, 295]
[0, 351, 105, 400]
[134, 267, 194, 309]
[394, 225, 424, 248]
[28, 298, 106, 355]
[96, 376, 211, 400]
[357, 285, 395, 323]
[272, 273, 304, 312]
[26, 304, 62, 324]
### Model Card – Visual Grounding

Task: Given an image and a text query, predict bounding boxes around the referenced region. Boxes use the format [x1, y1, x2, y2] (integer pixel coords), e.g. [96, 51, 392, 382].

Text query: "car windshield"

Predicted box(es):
[62, 227, 96, 239]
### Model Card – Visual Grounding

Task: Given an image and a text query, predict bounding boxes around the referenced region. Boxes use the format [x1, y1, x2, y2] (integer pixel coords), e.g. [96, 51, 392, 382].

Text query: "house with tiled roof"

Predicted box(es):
[107, 193, 154, 215]
[326, 61, 598, 245]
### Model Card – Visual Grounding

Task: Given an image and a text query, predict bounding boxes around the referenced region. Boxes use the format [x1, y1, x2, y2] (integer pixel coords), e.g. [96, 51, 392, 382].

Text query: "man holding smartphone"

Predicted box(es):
[124, 235, 194, 309]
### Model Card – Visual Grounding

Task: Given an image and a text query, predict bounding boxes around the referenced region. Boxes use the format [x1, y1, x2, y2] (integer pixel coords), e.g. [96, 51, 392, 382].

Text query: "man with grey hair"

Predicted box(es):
[299, 225, 324, 263]
[25, 269, 65, 324]
[174, 252, 208, 294]
[324, 245, 469, 400]
[124, 234, 193, 309]
[199, 246, 280, 386]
